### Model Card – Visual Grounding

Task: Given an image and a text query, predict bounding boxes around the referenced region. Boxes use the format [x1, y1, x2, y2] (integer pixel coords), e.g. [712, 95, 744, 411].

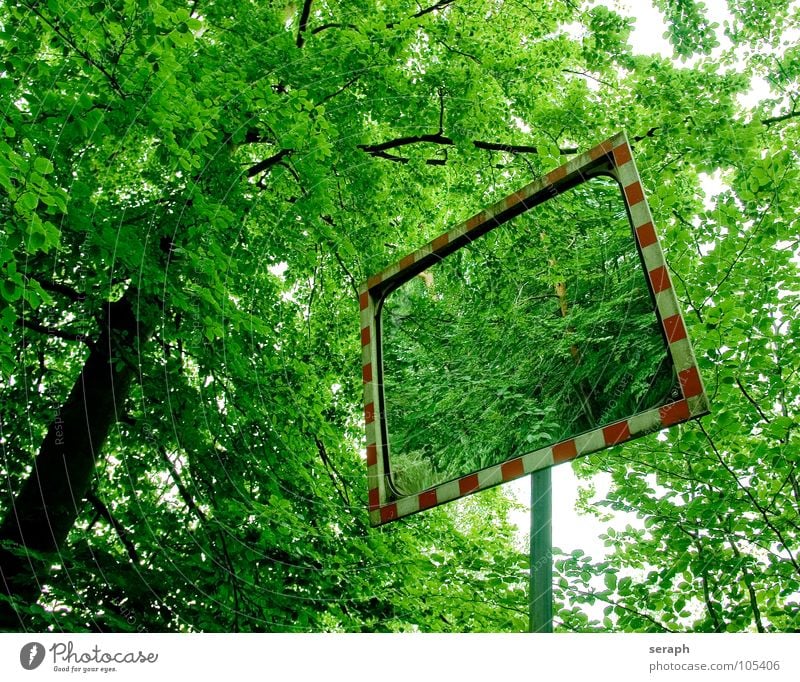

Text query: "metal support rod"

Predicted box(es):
[529, 467, 553, 633]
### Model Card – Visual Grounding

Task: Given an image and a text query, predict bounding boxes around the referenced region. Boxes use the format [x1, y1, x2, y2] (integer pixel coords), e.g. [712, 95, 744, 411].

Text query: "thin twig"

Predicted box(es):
[736, 378, 771, 423]
[317, 74, 362, 106]
[697, 422, 800, 577]
[23, 2, 127, 98]
[333, 251, 360, 299]
[86, 492, 140, 564]
[570, 587, 674, 632]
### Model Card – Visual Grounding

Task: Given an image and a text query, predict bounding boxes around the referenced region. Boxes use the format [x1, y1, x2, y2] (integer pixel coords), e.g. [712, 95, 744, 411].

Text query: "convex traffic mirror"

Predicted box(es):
[359, 132, 709, 526]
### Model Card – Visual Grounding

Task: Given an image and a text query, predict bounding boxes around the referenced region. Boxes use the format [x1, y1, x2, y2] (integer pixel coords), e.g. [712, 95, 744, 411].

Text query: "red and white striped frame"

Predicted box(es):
[360, 130, 709, 527]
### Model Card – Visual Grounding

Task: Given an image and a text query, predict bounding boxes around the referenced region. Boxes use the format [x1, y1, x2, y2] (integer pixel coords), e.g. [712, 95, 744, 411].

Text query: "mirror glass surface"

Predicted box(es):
[380, 176, 679, 495]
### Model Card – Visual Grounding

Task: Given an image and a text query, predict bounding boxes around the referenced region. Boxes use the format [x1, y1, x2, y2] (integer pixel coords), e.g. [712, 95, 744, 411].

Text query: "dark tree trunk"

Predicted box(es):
[0, 291, 150, 629]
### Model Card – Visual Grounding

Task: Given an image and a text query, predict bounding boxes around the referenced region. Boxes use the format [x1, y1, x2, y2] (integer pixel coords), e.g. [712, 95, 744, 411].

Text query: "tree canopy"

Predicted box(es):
[0, 0, 798, 632]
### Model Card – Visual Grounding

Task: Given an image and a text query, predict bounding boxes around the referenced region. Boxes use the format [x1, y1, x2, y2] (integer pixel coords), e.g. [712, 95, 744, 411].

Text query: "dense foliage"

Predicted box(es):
[383, 178, 676, 494]
[0, 0, 798, 632]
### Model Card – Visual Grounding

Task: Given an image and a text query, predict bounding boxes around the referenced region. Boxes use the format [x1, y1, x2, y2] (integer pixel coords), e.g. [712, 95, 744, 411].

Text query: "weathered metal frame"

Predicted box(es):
[359, 131, 709, 526]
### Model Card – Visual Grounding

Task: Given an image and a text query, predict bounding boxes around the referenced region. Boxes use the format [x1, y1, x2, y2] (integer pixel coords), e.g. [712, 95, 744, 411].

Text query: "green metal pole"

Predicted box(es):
[529, 467, 553, 632]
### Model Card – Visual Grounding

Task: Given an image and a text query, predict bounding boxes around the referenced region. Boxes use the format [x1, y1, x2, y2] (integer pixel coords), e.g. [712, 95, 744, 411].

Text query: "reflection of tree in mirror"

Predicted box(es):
[381, 177, 677, 495]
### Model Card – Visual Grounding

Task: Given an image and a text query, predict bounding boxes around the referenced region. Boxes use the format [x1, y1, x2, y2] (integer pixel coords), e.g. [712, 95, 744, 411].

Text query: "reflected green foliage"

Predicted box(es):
[383, 178, 676, 493]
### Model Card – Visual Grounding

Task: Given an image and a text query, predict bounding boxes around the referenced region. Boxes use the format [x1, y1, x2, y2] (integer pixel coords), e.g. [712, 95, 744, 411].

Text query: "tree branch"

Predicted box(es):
[314, 435, 350, 506]
[632, 126, 658, 142]
[237, 129, 275, 145]
[334, 251, 360, 299]
[34, 279, 86, 302]
[158, 446, 208, 524]
[434, 37, 481, 63]
[17, 318, 91, 344]
[725, 529, 766, 632]
[387, 0, 458, 28]
[473, 140, 577, 154]
[666, 258, 704, 323]
[436, 88, 446, 134]
[761, 108, 800, 126]
[690, 532, 724, 631]
[360, 134, 581, 157]
[562, 68, 618, 89]
[359, 131, 578, 165]
[411, 0, 457, 20]
[320, 215, 360, 298]
[365, 124, 660, 165]
[246, 149, 293, 178]
[554, 618, 585, 633]
[767, 463, 800, 514]
[86, 492, 139, 564]
[276, 160, 301, 185]
[206, 521, 240, 632]
[363, 149, 446, 165]
[317, 74, 362, 106]
[296, 0, 314, 48]
[23, 2, 127, 98]
[310, 1, 456, 36]
[310, 22, 358, 36]
[700, 189, 778, 309]
[358, 132, 454, 154]
[697, 422, 800, 577]
[570, 587, 674, 632]
[672, 209, 706, 259]
[736, 378, 771, 423]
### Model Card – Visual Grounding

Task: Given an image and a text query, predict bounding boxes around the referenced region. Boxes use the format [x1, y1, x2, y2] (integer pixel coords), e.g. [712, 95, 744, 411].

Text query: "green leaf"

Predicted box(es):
[33, 157, 54, 175]
[15, 192, 38, 212]
[1, 279, 20, 302]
